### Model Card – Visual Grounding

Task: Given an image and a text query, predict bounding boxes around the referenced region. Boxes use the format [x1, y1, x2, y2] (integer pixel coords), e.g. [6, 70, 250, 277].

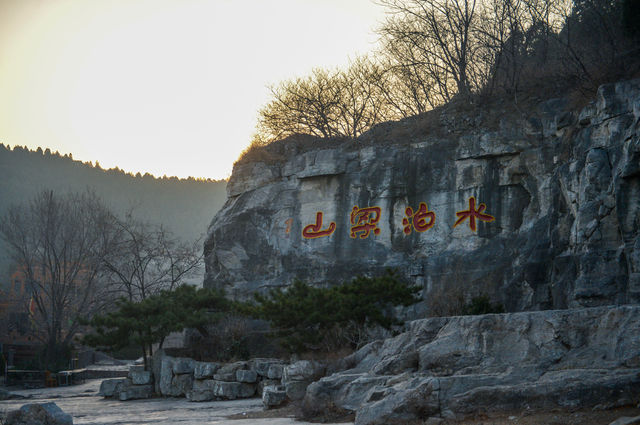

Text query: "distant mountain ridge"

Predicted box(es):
[0, 143, 228, 284]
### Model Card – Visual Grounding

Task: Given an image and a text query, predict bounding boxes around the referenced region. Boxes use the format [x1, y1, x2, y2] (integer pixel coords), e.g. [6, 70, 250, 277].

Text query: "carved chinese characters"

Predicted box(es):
[350, 206, 381, 239]
[402, 202, 436, 235]
[453, 196, 495, 231]
[299, 197, 494, 239]
[302, 211, 336, 239]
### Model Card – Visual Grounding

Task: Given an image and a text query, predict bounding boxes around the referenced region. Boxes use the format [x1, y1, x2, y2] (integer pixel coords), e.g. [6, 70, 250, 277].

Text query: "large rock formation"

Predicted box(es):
[302, 305, 640, 424]
[205, 79, 640, 312]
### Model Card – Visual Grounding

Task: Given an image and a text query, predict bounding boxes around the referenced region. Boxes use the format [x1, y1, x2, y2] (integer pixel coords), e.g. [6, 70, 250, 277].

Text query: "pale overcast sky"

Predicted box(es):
[0, 0, 386, 179]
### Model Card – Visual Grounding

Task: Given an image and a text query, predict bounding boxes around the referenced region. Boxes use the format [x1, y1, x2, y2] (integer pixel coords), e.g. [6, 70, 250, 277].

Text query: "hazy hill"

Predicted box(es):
[0, 143, 227, 285]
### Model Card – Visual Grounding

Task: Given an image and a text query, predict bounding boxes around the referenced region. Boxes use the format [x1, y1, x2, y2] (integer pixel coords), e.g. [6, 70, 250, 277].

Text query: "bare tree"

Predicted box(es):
[102, 214, 202, 302]
[0, 190, 118, 367]
[378, 0, 481, 100]
[257, 68, 343, 141]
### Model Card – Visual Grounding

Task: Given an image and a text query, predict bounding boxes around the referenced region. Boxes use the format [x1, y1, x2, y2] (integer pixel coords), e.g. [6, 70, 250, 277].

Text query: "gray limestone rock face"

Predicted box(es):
[6, 402, 73, 425]
[262, 385, 287, 409]
[301, 305, 640, 424]
[204, 78, 640, 312]
[98, 378, 127, 398]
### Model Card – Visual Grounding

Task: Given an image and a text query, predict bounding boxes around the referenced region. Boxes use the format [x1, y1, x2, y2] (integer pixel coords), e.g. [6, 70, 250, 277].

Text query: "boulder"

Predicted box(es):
[170, 374, 194, 397]
[212, 381, 256, 399]
[285, 380, 312, 401]
[157, 354, 175, 396]
[117, 383, 153, 401]
[302, 305, 640, 425]
[262, 385, 287, 409]
[258, 379, 282, 396]
[186, 389, 215, 402]
[250, 358, 283, 377]
[267, 364, 284, 380]
[98, 378, 127, 397]
[6, 402, 73, 425]
[129, 369, 153, 386]
[193, 362, 220, 379]
[172, 357, 195, 375]
[236, 369, 258, 383]
[283, 360, 325, 383]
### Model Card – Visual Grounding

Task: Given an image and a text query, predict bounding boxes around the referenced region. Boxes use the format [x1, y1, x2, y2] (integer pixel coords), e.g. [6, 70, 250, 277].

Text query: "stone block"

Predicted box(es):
[267, 364, 283, 380]
[236, 369, 257, 383]
[212, 381, 256, 399]
[130, 370, 153, 386]
[283, 360, 324, 383]
[172, 357, 195, 375]
[6, 402, 72, 425]
[262, 385, 287, 409]
[170, 374, 194, 397]
[118, 384, 153, 401]
[250, 358, 282, 377]
[186, 389, 215, 402]
[99, 378, 128, 398]
[193, 362, 220, 379]
[285, 380, 310, 401]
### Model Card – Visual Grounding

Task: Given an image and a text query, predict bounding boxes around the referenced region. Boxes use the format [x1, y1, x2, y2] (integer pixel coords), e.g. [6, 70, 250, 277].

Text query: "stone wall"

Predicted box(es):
[204, 79, 640, 313]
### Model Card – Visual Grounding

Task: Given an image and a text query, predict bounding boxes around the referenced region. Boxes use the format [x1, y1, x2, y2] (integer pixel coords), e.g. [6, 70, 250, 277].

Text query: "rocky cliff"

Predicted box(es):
[302, 305, 640, 424]
[204, 79, 640, 313]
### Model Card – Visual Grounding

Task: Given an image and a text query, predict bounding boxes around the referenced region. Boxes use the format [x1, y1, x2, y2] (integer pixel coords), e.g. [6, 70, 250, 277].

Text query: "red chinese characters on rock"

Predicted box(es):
[453, 196, 495, 231]
[302, 212, 336, 239]
[350, 206, 381, 239]
[403, 202, 436, 235]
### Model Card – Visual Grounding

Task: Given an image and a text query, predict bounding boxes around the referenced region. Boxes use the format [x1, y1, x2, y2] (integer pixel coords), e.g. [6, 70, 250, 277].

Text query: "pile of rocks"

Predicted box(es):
[99, 365, 153, 401]
[98, 352, 327, 410]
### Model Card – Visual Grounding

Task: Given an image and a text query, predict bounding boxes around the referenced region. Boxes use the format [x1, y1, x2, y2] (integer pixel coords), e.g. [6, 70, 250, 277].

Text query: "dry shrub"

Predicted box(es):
[426, 285, 466, 317]
[187, 315, 286, 362]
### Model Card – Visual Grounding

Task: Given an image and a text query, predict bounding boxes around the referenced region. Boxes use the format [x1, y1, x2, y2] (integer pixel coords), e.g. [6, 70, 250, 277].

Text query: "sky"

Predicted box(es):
[0, 0, 386, 180]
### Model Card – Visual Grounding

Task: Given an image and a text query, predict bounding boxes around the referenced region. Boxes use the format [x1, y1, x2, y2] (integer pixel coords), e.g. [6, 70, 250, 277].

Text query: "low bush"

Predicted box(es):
[243, 269, 420, 354]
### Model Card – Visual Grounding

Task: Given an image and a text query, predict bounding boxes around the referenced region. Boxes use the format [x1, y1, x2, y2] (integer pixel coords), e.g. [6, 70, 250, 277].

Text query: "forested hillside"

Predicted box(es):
[0, 144, 227, 284]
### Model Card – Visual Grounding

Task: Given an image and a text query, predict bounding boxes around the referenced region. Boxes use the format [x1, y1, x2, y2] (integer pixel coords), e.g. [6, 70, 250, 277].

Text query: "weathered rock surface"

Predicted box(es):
[98, 378, 127, 397]
[262, 385, 287, 409]
[193, 361, 220, 379]
[117, 383, 153, 401]
[282, 360, 326, 401]
[204, 79, 640, 312]
[6, 402, 73, 425]
[129, 369, 153, 385]
[302, 305, 640, 424]
[236, 369, 258, 383]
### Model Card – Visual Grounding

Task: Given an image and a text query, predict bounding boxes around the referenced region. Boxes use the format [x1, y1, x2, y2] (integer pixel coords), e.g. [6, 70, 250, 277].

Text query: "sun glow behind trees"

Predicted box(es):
[0, 0, 385, 180]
